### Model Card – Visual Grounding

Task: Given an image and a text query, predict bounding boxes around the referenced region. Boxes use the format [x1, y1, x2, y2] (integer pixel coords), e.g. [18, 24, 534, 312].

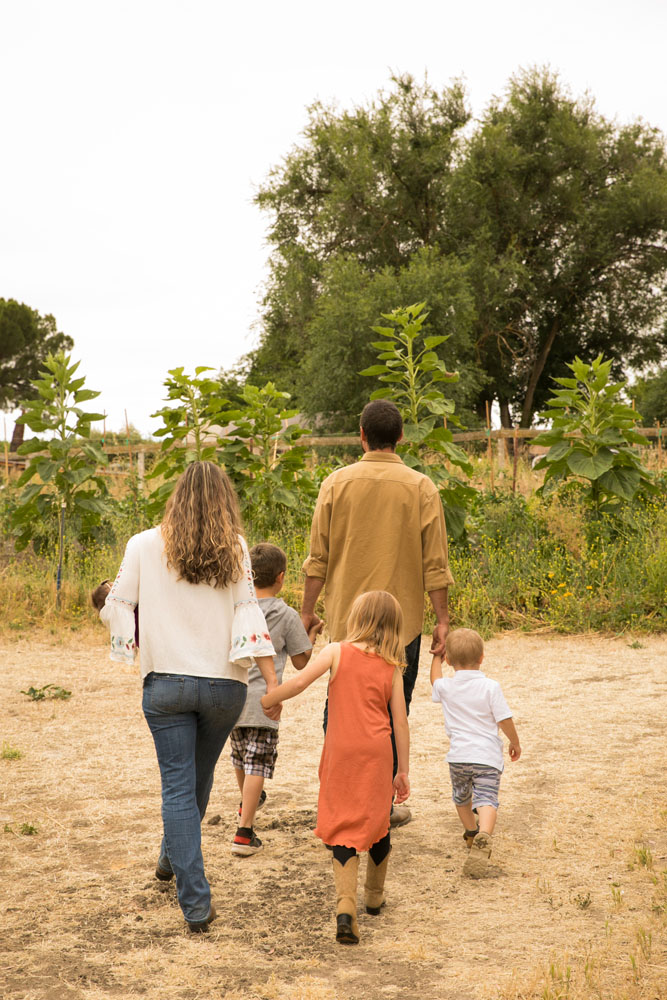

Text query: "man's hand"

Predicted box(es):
[301, 612, 322, 634]
[307, 619, 324, 644]
[430, 622, 449, 657]
[508, 742, 521, 762]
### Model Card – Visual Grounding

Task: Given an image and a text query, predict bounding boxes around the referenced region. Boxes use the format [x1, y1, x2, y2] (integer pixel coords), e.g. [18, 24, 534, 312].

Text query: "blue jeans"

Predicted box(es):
[142, 672, 247, 923]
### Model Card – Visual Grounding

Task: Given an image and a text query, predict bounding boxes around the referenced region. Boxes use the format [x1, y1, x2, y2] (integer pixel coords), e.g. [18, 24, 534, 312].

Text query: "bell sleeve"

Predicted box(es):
[230, 536, 276, 668]
[101, 535, 140, 664]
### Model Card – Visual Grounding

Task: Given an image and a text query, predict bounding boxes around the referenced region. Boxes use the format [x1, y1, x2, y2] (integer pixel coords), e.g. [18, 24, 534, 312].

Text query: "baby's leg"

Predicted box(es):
[463, 765, 501, 878]
[476, 804, 497, 836]
[449, 763, 478, 843]
[455, 800, 478, 832]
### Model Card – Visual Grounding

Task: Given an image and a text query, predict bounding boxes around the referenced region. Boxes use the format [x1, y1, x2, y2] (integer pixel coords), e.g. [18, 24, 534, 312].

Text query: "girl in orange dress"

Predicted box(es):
[261, 591, 410, 945]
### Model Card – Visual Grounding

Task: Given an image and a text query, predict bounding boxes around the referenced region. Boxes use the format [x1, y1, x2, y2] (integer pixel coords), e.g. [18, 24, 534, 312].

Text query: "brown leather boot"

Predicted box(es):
[332, 856, 360, 944]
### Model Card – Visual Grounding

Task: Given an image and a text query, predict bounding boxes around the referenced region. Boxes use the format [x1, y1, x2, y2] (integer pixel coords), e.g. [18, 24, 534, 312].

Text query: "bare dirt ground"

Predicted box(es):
[1, 631, 666, 1000]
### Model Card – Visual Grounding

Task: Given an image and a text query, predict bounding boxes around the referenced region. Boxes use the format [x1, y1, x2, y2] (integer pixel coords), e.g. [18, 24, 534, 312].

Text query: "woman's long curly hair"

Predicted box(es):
[161, 461, 244, 587]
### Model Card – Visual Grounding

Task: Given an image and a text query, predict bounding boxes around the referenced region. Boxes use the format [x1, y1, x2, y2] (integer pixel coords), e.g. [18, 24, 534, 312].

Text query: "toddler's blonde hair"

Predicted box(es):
[346, 591, 406, 671]
[445, 628, 484, 668]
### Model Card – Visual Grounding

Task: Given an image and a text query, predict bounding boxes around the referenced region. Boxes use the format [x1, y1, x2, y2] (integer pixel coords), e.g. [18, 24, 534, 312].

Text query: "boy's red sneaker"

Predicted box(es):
[231, 826, 263, 857]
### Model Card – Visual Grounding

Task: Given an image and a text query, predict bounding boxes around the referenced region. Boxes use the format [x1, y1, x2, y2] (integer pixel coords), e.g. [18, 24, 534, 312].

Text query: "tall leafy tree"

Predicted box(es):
[446, 69, 667, 426]
[249, 70, 667, 428]
[628, 366, 667, 426]
[250, 75, 472, 424]
[0, 299, 73, 449]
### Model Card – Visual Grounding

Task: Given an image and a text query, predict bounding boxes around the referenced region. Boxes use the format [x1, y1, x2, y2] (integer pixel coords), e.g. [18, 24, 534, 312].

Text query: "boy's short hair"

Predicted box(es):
[250, 543, 287, 589]
[445, 628, 484, 668]
[91, 580, 111, 611]
[360, 400, 403, 450]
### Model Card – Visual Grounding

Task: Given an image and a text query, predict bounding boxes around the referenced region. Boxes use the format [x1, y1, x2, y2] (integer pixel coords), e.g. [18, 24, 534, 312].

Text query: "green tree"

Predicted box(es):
[0, 299, 73, 449]
[446, 69, 667, 426]
[298, 249, 482, 429]
[532, 354, 654, 513]
[250, 70, 667, 428]
[628, 367, 667, 426]
[249, 75, 472, 424]
[11, 352, 110, 602]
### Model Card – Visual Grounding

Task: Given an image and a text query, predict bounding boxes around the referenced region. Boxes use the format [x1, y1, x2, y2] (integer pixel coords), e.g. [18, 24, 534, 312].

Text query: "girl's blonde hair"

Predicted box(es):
[161, 461, 244, 587]
[346, 591, 406, 671]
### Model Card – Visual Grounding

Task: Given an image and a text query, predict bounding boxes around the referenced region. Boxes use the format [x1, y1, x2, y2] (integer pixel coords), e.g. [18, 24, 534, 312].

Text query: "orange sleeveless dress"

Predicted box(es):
[314, 642, 395, 851]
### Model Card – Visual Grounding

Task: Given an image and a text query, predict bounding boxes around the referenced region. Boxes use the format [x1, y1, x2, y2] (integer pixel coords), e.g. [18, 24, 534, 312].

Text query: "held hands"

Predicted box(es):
[261, 687, 282, 722]
[393, 772, 410, 804]
[301, 611, 322, 635]
[307, 619, 324, 644]
[430, 623, 449, 657]
[508, 743, 521, 762]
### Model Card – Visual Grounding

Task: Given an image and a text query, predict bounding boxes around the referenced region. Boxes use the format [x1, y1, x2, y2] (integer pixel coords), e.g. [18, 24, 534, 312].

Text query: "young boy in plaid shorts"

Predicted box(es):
[430, 628, 521, 878]
[230, 543, 322, 856]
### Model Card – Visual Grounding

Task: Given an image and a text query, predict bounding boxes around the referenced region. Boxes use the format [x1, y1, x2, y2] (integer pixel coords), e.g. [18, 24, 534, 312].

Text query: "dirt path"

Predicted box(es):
[1, 632, 665, 1000]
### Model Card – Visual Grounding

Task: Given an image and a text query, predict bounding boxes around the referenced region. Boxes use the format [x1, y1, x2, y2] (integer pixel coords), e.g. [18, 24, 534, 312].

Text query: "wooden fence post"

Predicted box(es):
[512, 426, 520, 493]
[658, 422, 662, 468]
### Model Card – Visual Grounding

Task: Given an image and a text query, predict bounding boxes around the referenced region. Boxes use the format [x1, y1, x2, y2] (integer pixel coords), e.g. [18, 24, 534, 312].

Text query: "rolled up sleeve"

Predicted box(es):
[302, 479, 332, 580]
[421, 488, 455, 591]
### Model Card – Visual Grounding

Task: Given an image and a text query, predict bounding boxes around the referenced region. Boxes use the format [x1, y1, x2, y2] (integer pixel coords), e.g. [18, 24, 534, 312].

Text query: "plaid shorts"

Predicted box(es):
[230, 726, 279, 779]
[448, 762, 502, 810]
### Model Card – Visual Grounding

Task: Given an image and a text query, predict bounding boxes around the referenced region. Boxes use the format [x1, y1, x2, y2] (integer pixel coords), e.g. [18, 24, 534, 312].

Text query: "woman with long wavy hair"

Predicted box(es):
[101, 461, 278, 932]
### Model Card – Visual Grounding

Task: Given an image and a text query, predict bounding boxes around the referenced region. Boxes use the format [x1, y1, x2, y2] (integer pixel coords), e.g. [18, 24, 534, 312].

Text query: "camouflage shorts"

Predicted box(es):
[448, 761, 501, 810]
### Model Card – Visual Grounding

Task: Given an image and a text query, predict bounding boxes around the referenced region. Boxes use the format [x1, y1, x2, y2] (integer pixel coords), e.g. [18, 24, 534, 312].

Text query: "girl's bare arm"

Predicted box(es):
[261, 643, 339, 710]
[389, 669, 410, 800]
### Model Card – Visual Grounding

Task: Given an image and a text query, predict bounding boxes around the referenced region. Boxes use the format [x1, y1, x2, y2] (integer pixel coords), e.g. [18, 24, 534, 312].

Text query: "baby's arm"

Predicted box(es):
[261, 643, 338, 712]
[498, 717, 521, 761]
[389, 669, 410, 802]
[430, 653, 444, 686]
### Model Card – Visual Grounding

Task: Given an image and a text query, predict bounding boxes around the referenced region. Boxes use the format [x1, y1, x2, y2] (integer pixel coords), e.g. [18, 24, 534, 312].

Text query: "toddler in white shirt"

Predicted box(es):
[431, 628, 521, 878]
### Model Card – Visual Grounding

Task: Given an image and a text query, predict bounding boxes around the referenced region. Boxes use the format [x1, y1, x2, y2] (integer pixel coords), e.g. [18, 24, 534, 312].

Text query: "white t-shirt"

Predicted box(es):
[431, 670, 512, 771]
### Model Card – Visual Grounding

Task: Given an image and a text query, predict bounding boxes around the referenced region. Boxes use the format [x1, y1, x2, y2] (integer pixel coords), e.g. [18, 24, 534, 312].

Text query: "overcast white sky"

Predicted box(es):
[2, 0, 666, 438]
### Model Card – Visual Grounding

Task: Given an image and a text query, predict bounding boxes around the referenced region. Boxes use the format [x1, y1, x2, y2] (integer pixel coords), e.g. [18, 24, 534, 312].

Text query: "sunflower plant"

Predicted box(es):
[360, 302, 474, 538]
[533, 354, 655, 514]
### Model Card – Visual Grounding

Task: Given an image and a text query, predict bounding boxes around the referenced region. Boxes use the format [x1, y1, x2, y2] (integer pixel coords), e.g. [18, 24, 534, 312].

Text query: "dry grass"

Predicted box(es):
[1, 630, 666, 1000]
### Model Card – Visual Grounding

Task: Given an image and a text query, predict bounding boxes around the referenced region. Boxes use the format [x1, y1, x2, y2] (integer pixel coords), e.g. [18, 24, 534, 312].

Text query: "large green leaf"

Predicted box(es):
[566, 448, 614, 480]
[545, 440, 571, 463]
[597, 466, 641, 501]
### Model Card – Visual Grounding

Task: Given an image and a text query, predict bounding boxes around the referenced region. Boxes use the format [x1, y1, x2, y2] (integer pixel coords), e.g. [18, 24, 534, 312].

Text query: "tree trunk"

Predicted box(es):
[520, 320, 559, 427]
[499, 400, 512, 428]
[10, 417, 25, 452]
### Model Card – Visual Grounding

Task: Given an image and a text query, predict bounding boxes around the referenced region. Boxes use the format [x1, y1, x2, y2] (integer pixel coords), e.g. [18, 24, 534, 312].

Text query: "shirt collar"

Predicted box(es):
[360, 451, 404, 464]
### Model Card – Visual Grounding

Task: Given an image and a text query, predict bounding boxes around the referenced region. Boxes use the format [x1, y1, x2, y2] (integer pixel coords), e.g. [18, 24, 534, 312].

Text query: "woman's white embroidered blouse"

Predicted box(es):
[100, 528, 275, 680]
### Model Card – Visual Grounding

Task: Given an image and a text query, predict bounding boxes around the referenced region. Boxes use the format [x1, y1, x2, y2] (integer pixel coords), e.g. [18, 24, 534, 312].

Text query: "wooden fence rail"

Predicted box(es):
[3, 426, 664, 478]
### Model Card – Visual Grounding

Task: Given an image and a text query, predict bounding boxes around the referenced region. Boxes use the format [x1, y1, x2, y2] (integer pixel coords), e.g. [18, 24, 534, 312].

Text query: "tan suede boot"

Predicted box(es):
[364, 847, 392, 914]
[332, 856, 360, 944]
